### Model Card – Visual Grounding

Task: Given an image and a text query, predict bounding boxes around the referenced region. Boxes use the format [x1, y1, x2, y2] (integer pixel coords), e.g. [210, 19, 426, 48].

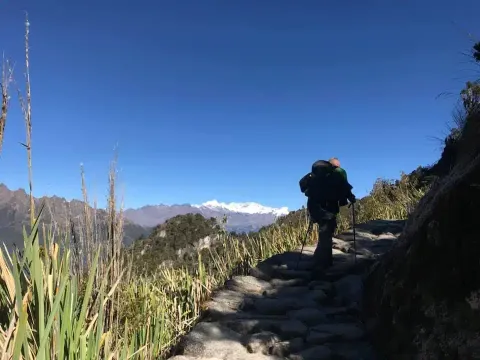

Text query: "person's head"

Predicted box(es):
[329, 157, 340, 168]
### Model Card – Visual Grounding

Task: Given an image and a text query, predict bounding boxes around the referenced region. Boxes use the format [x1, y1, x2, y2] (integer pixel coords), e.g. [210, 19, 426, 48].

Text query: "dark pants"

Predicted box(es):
[307, 199, 338, 271]
[312, 216, 337, 270]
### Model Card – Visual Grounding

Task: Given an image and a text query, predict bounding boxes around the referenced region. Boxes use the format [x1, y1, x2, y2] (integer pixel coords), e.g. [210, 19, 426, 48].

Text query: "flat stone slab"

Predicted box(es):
[336, 230, 378, 242]
[310, 323, 365, 341]
[270, 278, 308, 288]
[278, 320, 308, 338]
[306, 331, 339, 345]
[250, 260, 279, 281]
[204, 290, 253, 319]
[177, 322, 282, 359]
[286, 308, 328, 326]
[225, 276, 272, 295]
[250, 298, 299, 314]
[289, 345, 333, 360]
[322, 257, 376, 281]
[263, 286, 310, 298]
[271, 338, 304, 357]
[308, 280, 333, 292]
[332, 238, 353, 252]
[272, 261, 315, 271]
[334, 274, 363, 307]
[218, 312, 289, 322]
[169, 356, 224, 360]
[328, 341, 378, 359]
[272, 268, 312, 280]
[304, 289, 328, 303]
[221, 318, 286, 336]
[243, 331, 280, 354]
[251, 297, 317, 315]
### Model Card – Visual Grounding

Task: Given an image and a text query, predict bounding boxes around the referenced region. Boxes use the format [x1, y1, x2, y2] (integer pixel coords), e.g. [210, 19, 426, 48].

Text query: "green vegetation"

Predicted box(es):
[127, 213, 223, 273]
[0, 16, 477, 360]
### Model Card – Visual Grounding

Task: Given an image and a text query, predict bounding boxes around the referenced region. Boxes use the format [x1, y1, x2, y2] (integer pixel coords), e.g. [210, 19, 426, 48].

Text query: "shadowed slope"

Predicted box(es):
[363, 108, 480, 358]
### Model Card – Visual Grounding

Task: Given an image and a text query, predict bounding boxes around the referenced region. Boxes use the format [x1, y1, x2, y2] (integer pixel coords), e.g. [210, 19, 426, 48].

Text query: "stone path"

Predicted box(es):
[168, 220, 405, 360]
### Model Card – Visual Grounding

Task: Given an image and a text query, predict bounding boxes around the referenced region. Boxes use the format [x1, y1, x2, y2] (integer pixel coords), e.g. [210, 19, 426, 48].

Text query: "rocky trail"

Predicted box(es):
[168, 219, 405, 360]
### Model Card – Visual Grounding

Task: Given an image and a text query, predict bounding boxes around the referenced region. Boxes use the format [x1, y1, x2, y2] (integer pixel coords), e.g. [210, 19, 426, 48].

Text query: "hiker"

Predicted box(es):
[299, 157, 356, 272]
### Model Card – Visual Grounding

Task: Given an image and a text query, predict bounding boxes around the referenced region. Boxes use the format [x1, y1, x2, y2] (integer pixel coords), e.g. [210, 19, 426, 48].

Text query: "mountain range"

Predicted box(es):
[0, 183, 290, 249]
[123, 199, 289, 234]
[0, 183, 147, 249]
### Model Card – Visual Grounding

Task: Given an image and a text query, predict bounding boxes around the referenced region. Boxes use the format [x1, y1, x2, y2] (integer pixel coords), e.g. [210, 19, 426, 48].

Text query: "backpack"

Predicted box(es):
[299, 160, 336, 200]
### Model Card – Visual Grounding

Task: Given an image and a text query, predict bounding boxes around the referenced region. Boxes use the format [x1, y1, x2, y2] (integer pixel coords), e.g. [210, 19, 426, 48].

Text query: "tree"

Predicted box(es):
[474, 42, 480, 63]
[460, 81, 480, 114]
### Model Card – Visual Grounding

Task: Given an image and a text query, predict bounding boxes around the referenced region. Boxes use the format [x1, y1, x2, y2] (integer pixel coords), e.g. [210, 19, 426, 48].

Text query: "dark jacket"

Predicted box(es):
[307, 166, 354, 223]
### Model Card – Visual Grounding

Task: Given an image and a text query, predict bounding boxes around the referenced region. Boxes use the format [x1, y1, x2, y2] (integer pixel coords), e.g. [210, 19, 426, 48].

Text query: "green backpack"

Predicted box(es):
[299, 160, 349, 202]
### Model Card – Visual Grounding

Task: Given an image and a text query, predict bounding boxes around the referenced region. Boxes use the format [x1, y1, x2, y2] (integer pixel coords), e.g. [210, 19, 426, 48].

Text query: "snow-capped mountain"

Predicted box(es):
[123, 200, 290, 234]
[193, 200, 289, 217]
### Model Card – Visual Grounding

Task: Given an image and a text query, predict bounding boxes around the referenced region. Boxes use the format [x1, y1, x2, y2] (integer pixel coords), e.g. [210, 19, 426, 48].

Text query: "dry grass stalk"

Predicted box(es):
[24, 15, 34, 226]
[80, 164, 93, 269]
[0, 57, 12, 156]
[15, 14, 35, 225]
[105, 153, 124, 330]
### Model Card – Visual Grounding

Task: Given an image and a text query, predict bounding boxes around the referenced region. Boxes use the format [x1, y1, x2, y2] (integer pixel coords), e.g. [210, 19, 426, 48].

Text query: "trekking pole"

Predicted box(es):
[351, 202, 357, 264]
[296, 218, 313, 270]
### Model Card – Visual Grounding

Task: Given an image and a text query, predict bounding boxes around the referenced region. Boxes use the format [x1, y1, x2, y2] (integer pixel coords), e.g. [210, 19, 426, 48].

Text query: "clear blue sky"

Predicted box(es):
[1, 0, 479, 211]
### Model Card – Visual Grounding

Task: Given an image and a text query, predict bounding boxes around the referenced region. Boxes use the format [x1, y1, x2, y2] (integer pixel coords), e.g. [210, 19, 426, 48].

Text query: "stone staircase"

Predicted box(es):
[168, 220, 405, 360]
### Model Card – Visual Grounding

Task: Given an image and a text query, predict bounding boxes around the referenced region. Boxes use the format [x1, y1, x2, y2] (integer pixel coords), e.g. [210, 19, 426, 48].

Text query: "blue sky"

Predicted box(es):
[1, 0, 479, 211]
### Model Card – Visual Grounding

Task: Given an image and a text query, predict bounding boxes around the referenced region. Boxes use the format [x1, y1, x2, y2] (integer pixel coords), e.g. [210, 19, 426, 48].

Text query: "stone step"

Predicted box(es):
[310, 323, 366, 341]
[225, 276, 272, 295]
[262, 286, 311, 298]
[271, 268, 313, 281]
[174, 322, 283, 359]
[249, 296, 318, 315]
[220, 318, 308, 338]
[269, 278, 309, 288]
[213, 312, 289, 322]
[288, 345, 333, 360]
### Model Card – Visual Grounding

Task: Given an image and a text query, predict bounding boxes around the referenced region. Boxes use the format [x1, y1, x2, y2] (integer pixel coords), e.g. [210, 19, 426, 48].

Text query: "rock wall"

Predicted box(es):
[363, 112, 480, 359]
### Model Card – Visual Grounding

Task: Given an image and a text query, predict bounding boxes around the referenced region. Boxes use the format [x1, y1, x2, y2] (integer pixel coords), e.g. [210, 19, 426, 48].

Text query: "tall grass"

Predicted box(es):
[0, 199, 310, 359]
[336, 173, 427, 233]
[0, 15, 428, 360]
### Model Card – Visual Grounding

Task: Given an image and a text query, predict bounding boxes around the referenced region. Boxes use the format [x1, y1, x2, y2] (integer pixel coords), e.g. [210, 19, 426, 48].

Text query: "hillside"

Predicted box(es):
[128, 213, 225, 273]
[0, 183, 149, 248]
[363, 53, 480, 357]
